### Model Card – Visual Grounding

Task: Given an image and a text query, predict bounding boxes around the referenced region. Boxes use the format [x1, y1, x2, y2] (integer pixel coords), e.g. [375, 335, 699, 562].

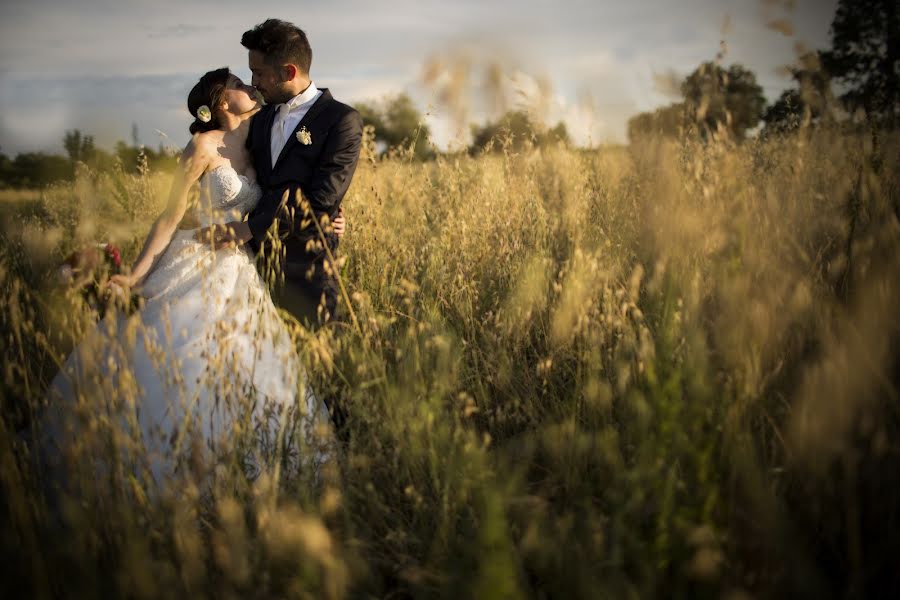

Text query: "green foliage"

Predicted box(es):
[821, 0, 900, 127]
[762, 53, 835, 137]
[627, 102, 689, 142]
[356, 93, 434, 160]
[63, 129, 96, 164]
[0, 130, 178, 189]
[114, 141, 177, 173]
[763, 0, 899, 136]
[681, 62, 767, 139]
[0, 152, 72, 188]
[628, 62, 765, 143]
[469, 110, 570, 153]
[762, 90, 807, 135]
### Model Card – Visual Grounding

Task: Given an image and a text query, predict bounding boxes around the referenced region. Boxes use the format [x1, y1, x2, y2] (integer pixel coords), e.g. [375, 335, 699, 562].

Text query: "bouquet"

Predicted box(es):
[59, 242, 141, 319]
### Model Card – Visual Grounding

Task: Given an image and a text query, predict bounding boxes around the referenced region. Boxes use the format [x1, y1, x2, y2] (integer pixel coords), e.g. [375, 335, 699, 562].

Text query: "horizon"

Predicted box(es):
[0, 0, 838, 155]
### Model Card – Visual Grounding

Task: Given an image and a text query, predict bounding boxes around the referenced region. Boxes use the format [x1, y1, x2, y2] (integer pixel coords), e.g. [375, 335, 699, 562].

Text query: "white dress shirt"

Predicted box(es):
[270, 81, 323, 167]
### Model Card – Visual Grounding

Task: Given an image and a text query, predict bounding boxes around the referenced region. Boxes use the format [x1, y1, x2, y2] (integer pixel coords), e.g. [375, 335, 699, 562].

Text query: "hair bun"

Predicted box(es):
[186, 67, 230, 136]
[189, 118, 218, 136]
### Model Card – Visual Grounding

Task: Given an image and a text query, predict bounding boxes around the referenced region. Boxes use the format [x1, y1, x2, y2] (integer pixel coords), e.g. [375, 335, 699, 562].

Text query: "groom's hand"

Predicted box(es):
[194, 222, 252, 249]
[333, 206, 346, 239]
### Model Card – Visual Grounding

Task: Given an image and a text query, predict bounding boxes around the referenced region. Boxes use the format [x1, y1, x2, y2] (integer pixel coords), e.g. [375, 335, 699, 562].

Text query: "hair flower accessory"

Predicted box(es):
[296, 126, 312, 145]
[197, 105, 212, 123]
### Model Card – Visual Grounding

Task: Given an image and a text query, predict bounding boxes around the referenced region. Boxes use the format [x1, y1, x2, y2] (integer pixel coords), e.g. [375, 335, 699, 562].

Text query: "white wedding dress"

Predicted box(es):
[42, 165, 326, 486]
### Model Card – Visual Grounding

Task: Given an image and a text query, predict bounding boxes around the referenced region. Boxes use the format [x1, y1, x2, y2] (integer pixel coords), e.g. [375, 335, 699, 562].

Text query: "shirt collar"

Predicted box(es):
[284, 81, 319, 111]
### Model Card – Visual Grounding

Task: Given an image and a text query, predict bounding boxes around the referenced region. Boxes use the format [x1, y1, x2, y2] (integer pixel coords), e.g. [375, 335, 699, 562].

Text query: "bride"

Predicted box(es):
[40, 68, 338, 486]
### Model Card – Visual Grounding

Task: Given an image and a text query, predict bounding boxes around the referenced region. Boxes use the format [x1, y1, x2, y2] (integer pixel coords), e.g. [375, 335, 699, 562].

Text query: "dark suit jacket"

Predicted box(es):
[246, 88, 363, 296]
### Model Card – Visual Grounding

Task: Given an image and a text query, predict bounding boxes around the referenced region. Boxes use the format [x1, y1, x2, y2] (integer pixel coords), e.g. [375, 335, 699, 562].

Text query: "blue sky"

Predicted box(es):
[0, 0, 838, 154]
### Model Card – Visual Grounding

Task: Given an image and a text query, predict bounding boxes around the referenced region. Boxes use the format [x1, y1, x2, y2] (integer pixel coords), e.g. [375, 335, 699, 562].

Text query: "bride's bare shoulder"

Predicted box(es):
[187, 131, 222, 154]
[178, 135, 217, 175]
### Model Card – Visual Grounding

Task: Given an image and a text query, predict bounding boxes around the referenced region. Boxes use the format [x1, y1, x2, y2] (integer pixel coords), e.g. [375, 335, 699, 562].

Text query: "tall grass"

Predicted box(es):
[1, 127, 898, 598]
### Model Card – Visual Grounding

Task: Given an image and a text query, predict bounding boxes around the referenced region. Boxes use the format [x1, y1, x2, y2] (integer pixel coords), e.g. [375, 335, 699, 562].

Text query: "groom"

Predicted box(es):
[205, 18, 363, 328]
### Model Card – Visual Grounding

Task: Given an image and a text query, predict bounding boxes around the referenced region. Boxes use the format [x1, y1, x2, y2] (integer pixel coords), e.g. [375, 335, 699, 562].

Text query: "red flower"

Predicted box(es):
[59, 242, 135, 320]
[104, 243, 122, 268]
[61, 242, 123, 281]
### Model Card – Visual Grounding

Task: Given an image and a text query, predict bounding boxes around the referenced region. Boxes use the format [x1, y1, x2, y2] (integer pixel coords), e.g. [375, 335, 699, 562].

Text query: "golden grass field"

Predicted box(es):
[1, 127, 899, 598]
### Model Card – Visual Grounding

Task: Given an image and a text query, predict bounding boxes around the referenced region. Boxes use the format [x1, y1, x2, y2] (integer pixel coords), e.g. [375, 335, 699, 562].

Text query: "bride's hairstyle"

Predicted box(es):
[187, 67, 230, 135]
[241, 19, 312, 75]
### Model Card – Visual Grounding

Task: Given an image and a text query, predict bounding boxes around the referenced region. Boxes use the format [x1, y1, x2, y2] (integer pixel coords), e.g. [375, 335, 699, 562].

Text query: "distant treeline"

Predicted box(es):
[0, 129, 178, 189]
[628, 0, 898, 142]
[0, 103, 571, 189]
[356, 93, 572, 162]
[3, 0, 894, 188]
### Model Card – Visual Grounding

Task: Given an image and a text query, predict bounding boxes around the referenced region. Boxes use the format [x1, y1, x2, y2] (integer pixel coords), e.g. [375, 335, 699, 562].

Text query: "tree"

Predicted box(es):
[0, 148, 10, 188]
[5, 153, 71, 187]
[681, 62, 766, 139]
[63, 130, 78, 162]
[627, 102, 689, 142]
[357, 102, 386, 138]
[356, 94, 433, 160]
[626, 62, 765, 144]
[469, 110, 569, 153]
[63, 129, 82, 162]
[63, 129, 96, 164]
[762, 52, 835, 136]
[821, 0, 899, 127]
[471, 111, 530, 151]
[546, 122, 570, 146]
[116, 140, 148, 173]
[81, 135, 96, 164]
[762, 91, 808, 136]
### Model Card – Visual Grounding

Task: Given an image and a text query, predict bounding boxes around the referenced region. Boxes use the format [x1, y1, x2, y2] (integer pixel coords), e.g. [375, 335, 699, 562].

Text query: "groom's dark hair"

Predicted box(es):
[242, 19, 312, 75]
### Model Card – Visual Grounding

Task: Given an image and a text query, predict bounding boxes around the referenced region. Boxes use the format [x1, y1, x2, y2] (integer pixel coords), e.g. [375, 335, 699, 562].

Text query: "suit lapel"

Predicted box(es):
[272, 89, 334, 170]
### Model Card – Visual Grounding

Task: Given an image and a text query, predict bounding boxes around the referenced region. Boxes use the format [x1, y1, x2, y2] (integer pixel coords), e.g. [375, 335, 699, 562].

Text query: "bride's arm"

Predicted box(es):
[112, 141, 210, 287]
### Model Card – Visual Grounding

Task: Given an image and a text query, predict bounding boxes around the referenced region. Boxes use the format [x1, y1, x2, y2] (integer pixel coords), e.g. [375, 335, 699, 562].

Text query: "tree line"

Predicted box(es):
[0, 102, 570, 189]
[2, 0, 894, 187]
[0, 127, 178, 189]
[628, 0, 898, 142]
[355, 94, 570, 161]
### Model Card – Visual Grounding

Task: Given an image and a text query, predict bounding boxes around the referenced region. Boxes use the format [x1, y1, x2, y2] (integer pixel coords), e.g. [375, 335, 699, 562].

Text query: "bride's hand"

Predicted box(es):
[108, 273, 139, 295]
[109, 273, 134, 287]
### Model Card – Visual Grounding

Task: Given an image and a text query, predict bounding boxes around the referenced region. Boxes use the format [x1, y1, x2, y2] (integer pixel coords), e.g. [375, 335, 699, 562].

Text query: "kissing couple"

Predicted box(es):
[39, 18, 363, 485]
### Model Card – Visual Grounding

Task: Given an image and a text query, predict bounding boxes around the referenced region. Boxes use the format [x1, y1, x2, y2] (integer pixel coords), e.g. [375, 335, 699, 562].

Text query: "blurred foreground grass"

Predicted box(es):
[1, 129, 899, 598]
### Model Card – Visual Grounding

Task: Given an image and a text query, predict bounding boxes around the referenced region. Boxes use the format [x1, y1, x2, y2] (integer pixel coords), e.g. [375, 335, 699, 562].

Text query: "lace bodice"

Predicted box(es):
[194, 165, 261, 227]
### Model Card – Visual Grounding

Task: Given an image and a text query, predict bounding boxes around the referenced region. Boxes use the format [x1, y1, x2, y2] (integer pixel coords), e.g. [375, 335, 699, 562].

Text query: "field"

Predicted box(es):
[1, 128, 899, 598]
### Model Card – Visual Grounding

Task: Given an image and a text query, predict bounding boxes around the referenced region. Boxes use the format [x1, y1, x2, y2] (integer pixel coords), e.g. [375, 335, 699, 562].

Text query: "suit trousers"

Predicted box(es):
[270, 276, 348, 441]
[271, 276, 337, 330]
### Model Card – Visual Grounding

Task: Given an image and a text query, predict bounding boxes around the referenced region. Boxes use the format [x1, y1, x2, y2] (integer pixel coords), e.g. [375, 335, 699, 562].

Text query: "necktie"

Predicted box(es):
[272, 103, 293, 166]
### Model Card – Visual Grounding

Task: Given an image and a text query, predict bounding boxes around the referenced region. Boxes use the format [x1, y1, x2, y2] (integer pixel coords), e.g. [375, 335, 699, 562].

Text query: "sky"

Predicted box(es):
[0, 0, 839, 155]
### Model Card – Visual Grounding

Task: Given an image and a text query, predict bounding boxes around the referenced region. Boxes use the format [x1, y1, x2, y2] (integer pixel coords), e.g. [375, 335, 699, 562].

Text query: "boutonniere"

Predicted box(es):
[296, 126, 312, 145]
